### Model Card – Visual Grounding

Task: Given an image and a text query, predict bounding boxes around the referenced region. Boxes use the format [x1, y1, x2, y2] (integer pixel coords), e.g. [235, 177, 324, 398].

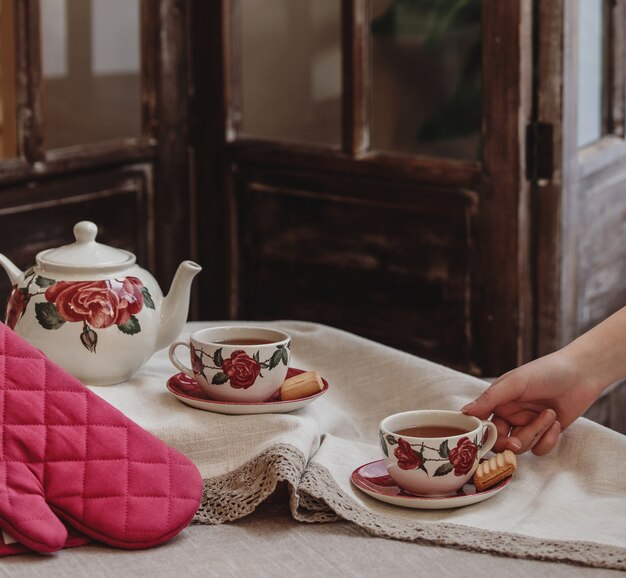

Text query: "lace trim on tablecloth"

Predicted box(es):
[194, 444, 306, 524]
[294, 461, 626, 571]
[193, 443, 626, 571]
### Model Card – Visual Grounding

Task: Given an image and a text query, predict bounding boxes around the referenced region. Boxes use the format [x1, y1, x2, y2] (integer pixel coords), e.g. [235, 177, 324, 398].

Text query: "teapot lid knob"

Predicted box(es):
[36, 220, 135, 274]
[74, 221, 98, 244]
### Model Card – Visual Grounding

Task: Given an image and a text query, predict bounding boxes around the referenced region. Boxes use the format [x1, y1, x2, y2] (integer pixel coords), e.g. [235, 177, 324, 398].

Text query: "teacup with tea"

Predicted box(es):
[379, 410, 497, 496]
[169, 326, 291, 402]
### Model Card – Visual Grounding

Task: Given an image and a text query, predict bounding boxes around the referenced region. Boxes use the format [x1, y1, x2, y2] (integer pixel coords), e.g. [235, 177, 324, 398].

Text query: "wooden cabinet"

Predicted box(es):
[193, 0, 626, 398]
[0, 0, 193, 308]
[194, 0, 533, 377]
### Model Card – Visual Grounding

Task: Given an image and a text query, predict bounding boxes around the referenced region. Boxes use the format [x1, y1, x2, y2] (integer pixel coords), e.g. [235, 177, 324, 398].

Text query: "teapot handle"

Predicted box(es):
[168, 341, 195, 378]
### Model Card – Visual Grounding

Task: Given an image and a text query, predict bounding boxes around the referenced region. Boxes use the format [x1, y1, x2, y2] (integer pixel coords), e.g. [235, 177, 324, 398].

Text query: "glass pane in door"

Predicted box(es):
[371, 0, 482, 159]
[0, 0, 17, 159]
[41, 0, 141, 150]
[240, 0, 341, 145]
[577, 0, 604, 148]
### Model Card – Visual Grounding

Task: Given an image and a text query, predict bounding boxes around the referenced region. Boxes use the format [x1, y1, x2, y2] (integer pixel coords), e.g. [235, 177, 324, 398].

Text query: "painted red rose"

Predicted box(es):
[45, 277, 144, 329]
[448, 437, 478, 476]
[221, 350, 261, 389]
[394, 438, 424, 470]
[5, 286, 27, 329]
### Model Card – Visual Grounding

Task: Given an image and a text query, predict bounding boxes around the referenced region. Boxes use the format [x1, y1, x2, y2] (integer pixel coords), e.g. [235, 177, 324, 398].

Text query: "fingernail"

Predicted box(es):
[461, 401, 477, 413]
[508, 440, 522, 451]
[545, 409, 557, 420]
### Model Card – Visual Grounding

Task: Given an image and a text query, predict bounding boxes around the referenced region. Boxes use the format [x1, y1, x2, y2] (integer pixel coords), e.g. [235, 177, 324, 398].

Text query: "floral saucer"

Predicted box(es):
[166, 368, 329, 415]
[351, 459, 512, 510]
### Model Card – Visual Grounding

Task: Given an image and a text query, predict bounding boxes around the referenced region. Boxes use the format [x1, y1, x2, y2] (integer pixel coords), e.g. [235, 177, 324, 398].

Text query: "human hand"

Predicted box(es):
[461, 350, 602, 455]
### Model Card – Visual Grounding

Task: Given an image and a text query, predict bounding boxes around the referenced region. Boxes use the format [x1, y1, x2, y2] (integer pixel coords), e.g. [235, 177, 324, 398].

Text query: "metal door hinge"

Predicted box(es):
[525, 121, 553, 181]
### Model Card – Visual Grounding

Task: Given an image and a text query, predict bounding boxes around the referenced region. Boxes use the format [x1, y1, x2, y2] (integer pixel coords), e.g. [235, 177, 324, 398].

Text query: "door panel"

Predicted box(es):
[537, 0, 626, 349]
[0, 0, 17, 159]
[370, 0, 482, 159]
[239, 0, 342, 145]
[576, 149, 626, 332]
[0, 167, 153, 311]
[41, 0, 142, 149]
[234, 165, 478, 368]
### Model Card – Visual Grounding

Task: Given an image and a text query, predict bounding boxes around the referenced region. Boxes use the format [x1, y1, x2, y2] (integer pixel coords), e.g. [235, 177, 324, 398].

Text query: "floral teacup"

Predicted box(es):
[168, 326, 291, 402]
[379, 410, 498, 496]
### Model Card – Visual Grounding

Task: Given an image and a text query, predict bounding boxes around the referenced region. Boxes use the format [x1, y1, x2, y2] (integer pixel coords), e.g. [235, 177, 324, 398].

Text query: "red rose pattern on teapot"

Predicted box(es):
[6, 271, 156, 353]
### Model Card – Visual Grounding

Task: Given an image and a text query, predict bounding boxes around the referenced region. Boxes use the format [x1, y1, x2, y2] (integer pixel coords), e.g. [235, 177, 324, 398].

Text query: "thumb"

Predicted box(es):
[0, 464, 67, 553]
[461, 374, 525, 419]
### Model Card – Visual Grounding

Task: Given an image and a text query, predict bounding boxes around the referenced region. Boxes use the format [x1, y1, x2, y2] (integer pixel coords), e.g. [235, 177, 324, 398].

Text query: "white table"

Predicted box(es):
[3, 321, 624, 576]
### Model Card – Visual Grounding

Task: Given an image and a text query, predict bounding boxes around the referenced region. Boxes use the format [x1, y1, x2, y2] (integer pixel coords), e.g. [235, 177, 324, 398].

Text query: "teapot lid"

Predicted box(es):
[36, 221, 136, 274]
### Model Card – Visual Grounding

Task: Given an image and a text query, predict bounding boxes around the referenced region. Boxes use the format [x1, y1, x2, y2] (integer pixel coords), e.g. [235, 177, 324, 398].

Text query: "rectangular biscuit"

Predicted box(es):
[280, 371, 324, 401]
[473, 450, 517, 492]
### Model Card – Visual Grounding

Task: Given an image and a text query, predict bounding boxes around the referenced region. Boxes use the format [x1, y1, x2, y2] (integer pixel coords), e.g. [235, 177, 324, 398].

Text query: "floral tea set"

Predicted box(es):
[0, 221, 514, 511]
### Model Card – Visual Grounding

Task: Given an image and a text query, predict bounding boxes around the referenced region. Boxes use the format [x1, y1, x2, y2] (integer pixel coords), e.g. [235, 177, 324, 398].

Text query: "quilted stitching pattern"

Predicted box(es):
[0, 323, 202, 553]
[0, 524, 90, 556]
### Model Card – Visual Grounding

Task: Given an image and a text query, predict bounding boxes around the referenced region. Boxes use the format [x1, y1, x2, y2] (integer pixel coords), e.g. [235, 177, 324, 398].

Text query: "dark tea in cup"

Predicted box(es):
[394, 425, 469, 438]
[213, 338, 273, 345]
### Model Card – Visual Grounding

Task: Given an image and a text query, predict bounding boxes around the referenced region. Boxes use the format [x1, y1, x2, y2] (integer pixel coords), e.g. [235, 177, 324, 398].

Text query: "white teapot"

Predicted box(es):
[0, 221, 201, 385]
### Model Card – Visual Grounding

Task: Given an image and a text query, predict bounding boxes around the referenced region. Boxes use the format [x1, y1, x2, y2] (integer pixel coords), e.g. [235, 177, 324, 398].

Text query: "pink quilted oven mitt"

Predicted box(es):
[0, 523, 90, 556]
[0, 322, 203, 553]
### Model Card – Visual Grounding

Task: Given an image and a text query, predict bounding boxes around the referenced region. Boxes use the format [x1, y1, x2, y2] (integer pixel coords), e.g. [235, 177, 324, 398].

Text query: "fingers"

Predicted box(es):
[510, 408, 557, 454]
[531, 421, 561, 456]
[502, 435, 523, 452]
[491, 416, 520, 453]
[481, 409, 561, 456]
[461, 374, 526, 420]
[494, 407, 539, 426]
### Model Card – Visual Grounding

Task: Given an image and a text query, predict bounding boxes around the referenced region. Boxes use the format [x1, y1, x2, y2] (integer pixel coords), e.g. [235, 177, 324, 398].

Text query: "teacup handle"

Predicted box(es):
[168, 341, 194, 378]
[478, 420, 499, 459]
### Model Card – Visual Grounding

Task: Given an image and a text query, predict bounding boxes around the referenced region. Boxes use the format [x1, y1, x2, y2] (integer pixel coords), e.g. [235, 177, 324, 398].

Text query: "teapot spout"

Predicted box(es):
[0, 254, 24, 286]
[156, 260, 202, 351]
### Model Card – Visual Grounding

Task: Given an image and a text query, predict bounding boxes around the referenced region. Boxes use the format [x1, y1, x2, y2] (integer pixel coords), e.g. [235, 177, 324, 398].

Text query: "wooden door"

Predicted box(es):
[0, 0, 194, 312]
[194, 0, 533, 376]
[535, 0, 626, 355]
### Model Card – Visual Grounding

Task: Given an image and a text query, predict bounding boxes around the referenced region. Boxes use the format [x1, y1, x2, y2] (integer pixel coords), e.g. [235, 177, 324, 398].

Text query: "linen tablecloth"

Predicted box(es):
[91, 321, 626, 571]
